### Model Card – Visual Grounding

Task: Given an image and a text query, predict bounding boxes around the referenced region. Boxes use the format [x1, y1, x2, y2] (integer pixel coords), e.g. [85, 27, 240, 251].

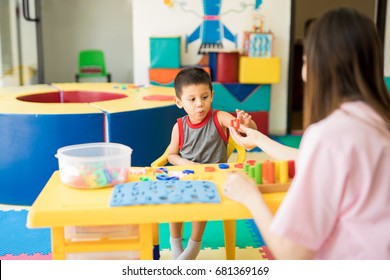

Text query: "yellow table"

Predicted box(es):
[27, 164, 287, 260]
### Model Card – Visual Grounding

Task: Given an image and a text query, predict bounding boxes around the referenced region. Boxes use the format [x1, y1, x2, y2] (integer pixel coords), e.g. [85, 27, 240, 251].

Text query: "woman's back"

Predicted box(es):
[271, 101, 390, 259]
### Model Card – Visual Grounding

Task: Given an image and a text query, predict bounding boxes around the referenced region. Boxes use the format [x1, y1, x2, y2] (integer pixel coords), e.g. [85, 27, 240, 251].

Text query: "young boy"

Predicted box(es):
[168, 67, 257, 259]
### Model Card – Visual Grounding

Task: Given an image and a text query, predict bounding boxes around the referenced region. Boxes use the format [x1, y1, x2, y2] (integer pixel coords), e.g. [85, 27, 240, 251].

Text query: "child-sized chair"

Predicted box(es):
[75, 50, 111, 82]
[150, 135, 246, 259]
[151, 135, 246, 167]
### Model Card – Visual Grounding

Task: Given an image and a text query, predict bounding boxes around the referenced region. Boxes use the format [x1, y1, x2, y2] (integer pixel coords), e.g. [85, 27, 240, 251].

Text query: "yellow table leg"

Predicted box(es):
[152, 223, 159, 246]
[139, 223, 154, 260]
[51, 227, 65, 260]
[223, 220, 236, 260]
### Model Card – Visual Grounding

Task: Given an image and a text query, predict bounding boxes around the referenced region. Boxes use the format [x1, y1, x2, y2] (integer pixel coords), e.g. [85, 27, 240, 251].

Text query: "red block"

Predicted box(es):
[250, 111, 269, 136]
[288, 160, 295, 178]
[216, 52, 239, 83]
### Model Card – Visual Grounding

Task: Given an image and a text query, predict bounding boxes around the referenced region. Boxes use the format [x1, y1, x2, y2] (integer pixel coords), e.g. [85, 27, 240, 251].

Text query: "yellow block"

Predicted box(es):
[239, 57, 281, 84]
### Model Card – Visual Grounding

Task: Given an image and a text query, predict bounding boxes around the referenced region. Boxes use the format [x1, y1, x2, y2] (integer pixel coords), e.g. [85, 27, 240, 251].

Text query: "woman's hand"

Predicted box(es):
[229, 125, 260, 151]
[223, 170, 261, 205]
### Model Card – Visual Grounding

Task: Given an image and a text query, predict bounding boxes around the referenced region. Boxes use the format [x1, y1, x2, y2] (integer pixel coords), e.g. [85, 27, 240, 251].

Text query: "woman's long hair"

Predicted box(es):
[303, 7, 390, 129]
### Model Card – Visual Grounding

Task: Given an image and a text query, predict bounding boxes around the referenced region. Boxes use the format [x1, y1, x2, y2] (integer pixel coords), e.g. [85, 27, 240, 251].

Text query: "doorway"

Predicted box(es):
[288, 0, 387, 133]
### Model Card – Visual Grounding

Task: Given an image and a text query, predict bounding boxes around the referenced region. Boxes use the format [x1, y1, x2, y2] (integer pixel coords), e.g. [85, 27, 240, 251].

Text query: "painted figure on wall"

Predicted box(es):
[164, 0, 263, 54]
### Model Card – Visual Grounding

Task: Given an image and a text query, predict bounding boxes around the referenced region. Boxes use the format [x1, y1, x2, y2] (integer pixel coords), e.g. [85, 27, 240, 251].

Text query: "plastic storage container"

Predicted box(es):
[56, 142, 132, 189]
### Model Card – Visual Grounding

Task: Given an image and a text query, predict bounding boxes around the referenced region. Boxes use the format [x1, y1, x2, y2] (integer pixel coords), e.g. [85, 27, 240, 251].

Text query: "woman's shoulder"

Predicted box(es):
[304, 101, 390, 149]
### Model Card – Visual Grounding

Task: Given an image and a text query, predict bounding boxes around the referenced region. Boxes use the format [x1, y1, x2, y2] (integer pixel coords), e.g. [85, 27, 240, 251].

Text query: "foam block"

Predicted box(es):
[215, 52, 239, 83]
[208, 52, 239, 83]
[212, 82, 271, 112]
[239, 57, 280, 84]
[150, 36, 181, 68]
[149, 67, 210, 87]
[249, 111, 269, 135]
[208, 52, 218, 81]
[385, 76, 390, 92]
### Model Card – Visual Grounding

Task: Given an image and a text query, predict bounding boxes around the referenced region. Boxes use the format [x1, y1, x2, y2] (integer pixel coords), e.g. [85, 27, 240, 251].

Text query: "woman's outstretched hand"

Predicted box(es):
[229, 125, 260, 151]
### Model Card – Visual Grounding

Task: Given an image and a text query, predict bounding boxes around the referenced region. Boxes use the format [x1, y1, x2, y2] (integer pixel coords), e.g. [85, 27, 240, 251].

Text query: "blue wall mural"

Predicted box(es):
[164, 0, 263, 53]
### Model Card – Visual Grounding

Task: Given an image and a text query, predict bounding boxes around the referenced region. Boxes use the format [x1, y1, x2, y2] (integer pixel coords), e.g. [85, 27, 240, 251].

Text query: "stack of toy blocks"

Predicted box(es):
[209, 42, 279, 135]
[241, 31, 280, 83]
[149, 36, 210, 87]
[209, 29, 281, 135]
[147, 33, 280, 136]
[149, 36, 181, 87]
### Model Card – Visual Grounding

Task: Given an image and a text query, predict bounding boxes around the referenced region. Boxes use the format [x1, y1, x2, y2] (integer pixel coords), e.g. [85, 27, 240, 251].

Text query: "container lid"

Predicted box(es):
[55, 142, 132, 162]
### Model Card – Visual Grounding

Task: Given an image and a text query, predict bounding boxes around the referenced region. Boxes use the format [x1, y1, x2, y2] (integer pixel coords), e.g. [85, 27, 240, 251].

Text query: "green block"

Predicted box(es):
[150, 36, 181, 68]
[150, 81, 175, 87]
[385, 77, 390, 93]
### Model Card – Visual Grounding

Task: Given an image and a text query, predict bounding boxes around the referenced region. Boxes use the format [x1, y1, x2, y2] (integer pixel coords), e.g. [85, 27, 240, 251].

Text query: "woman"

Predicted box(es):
[224, 7, 390, 259]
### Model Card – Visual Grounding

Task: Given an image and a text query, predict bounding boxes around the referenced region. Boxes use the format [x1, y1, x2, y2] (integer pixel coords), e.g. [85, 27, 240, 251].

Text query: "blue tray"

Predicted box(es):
[110, 180, 220, 206]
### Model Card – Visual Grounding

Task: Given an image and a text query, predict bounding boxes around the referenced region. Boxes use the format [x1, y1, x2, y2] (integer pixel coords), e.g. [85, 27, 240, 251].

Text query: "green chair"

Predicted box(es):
[75, 50, 111, 82]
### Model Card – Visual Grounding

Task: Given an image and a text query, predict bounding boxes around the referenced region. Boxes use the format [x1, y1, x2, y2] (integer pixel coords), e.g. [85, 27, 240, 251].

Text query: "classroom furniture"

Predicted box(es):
[148, 67, 211, 87]
[75, 50, 111, 82]
[150, 135, 246, 258]
[238, 57, 281, 84]
[0, 83, 183, 205]
[150, 37, 181, 69]
[208, 51, 239, 83]
[151, 135, 246, 167]
[211, 83, 271, 135]
[27, 164, 287, 260]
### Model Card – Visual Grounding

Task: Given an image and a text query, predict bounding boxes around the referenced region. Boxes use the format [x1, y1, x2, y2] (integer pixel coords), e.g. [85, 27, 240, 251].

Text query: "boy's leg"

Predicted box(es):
[177, 221, 207, 260]
[170, 222, 184, 259]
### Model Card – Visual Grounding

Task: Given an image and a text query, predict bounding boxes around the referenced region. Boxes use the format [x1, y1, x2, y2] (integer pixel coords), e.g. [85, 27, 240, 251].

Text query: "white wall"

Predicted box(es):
[262, 0, 291, 135]
[0, 33, 2, 87]
[133, 0, 291, 135]
[385, 1, 390, 77]
[41, 0, 133, 83]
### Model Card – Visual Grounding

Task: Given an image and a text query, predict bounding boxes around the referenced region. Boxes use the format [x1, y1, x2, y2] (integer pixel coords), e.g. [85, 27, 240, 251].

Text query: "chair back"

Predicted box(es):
[227, 135, 246, 162]
[151, 135, 246, 167]
[78, 50, 107, 75]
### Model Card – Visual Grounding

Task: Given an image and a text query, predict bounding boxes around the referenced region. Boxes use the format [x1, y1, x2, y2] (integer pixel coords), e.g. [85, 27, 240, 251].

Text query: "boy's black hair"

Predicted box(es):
[174, 67, 213, 98]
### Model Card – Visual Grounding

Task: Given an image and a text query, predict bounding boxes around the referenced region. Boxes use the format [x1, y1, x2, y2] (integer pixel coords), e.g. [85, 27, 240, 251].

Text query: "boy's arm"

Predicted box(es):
[217, 110, 257, 131]
[167, 123, 197, 166]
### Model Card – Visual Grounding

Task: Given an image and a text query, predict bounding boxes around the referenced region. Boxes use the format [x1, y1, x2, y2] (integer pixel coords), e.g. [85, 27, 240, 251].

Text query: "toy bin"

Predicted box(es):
[56, 142, 132, 189]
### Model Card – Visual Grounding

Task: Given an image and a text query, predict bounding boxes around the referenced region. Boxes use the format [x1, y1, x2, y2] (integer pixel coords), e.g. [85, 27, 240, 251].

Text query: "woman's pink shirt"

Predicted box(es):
[270, 101, 390, 259]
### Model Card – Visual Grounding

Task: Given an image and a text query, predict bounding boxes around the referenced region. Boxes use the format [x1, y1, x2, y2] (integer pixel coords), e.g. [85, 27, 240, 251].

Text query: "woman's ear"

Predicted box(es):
[175, 97, 183, 109]
[211, 90, 214, 102]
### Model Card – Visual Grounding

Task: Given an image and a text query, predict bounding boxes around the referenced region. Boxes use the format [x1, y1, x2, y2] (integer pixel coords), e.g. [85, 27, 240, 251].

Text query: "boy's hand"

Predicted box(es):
[236, 109, 252, 127]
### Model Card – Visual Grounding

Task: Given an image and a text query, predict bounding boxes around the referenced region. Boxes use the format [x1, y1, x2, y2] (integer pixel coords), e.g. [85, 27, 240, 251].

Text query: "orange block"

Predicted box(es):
[149, 67, 210, 85]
